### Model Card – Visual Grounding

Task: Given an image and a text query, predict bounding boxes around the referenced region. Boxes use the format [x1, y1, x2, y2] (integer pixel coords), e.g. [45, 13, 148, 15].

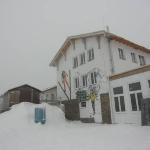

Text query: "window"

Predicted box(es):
[81, 101, 86, 107]
[80, 53, 85, 65]
[129, 82, 141, 91]
[118, 48, 125, 60]
[75, 78, 79, 88]
[120, 96, 125, 111]
[137, 93, 142, 111]
[88, 49, 94, 61]
[91, 72, 97, 84]
[139, 55, 146, 66]
[131, 52, 137, 63]
[130, 94, 137, 111]
[82, 75, 87, 87]
[114, 97, 120, 112]
[129, 82, 143, 111]
[73, 57, 78, 68]
[113, 86, 125, 112]
[113, 86, 123, 95]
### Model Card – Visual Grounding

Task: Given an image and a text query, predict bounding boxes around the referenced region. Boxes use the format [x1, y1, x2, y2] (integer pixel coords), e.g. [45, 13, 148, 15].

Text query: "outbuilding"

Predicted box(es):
[5, 84, 41, 106]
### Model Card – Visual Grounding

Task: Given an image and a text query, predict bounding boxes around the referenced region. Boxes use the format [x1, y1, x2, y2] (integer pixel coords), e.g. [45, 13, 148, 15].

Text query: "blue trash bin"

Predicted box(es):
[35, 107, 46, 124]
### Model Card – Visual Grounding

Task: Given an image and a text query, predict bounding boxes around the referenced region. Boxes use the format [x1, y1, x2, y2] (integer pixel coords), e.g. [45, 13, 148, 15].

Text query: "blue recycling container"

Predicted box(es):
[35, 108, 46, 124]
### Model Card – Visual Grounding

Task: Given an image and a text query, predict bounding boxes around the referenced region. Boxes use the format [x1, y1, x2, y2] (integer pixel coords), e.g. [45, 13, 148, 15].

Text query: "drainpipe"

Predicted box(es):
[107, 37, 115, 74]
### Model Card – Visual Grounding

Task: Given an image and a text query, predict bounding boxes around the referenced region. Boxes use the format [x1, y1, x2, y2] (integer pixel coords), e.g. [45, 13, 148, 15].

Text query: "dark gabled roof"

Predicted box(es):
[7, 84, 41, 92]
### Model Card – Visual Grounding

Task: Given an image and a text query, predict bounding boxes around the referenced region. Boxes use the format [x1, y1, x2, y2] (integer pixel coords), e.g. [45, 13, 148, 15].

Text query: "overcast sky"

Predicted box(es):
[0, 0, 150, 94]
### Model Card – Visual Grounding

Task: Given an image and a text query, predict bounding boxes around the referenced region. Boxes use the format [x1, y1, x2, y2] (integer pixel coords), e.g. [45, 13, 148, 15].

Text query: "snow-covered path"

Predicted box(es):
[0, 103, 150, 150]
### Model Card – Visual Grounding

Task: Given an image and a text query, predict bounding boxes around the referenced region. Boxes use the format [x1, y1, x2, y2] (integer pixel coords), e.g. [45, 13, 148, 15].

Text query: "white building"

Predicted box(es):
[40, 86, 59, 105]
[50, 30, 150, 124]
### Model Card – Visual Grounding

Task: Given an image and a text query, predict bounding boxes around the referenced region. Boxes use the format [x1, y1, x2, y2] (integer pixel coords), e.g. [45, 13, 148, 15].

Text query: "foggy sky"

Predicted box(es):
[0, 0, 150, 94]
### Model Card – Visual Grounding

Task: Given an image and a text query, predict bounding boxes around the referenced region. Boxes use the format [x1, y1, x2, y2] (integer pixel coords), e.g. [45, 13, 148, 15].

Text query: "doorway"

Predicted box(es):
[100, 93, 112, 124]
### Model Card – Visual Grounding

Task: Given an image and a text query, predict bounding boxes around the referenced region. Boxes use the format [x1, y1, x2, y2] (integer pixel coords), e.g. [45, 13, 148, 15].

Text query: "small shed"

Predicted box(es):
[6, 84, 41, 106]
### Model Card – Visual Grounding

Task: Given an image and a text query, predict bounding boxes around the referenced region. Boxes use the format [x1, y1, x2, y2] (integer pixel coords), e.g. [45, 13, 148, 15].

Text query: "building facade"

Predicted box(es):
[40, 86, 59, 105]
[50, 30, 150, 124]
[5, 84, 41, 106]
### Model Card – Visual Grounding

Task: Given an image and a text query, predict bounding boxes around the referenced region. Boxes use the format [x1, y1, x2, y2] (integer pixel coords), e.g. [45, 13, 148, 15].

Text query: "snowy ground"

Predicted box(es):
[0, 103, 150, 150]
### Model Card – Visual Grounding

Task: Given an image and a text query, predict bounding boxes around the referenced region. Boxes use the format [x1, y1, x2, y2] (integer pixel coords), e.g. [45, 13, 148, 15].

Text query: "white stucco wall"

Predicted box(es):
[111, 40, 150, 74]
[55, 33, 150, 123]
[40, 87, 57, 102]
[110, 71, 150, 125]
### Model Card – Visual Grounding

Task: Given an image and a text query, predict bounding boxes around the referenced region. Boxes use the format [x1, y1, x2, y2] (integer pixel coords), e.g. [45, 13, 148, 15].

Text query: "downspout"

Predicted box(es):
[106, 33, 115, 123]
[107, 37, 115, 74]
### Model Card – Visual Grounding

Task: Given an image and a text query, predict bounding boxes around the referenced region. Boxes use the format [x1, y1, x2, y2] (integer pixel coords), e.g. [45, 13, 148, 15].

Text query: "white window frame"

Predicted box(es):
[114, 94, 125, 112]
[129, 90, 142, 111]
[128, 81, 142, 111]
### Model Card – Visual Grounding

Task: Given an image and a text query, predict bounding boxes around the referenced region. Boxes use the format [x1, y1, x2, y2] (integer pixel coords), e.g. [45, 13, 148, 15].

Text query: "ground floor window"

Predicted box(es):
[114, 96, 125, 112]
[129, 82, 143, 111]
[130, 92, 142, 111]
[113, 86, 125, 112]
[81, 101, 86, 107]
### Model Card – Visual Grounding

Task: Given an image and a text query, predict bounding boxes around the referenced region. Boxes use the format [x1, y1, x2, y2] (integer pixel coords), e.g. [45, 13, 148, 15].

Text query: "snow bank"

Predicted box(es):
[0, 102, 66, 127]
[0, 102, 150, 150]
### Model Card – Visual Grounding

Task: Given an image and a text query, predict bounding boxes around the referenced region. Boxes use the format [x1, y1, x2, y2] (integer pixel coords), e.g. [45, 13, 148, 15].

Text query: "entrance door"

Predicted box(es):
[100, 93, 112, 124]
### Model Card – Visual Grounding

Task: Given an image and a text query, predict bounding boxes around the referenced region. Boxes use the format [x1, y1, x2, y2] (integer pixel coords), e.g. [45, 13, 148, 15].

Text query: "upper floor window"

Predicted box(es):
[87, 49, 94, 61]
[82, 75, 87, 87]
[131, 52, 137, 63]
[139, 55, 146, 66]
[91, 72, 97, 84]
[75, 77, 79, 88]
[73, 57, 78, 68]
[118, 48, 125, 60]
[80, 53, 85, 65]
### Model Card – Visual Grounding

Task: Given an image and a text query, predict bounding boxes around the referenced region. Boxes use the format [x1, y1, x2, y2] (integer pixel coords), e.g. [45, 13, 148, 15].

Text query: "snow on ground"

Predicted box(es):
[0, 102, 150, 150]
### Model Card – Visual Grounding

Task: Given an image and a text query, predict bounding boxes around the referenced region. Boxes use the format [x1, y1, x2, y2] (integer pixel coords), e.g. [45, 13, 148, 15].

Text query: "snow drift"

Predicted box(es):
[0, 102, 150, 150]
[0, 102, 66, 127]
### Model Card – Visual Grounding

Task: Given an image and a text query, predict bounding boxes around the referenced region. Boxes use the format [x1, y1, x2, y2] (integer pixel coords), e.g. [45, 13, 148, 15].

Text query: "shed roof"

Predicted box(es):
[7, 84, 41, 92]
